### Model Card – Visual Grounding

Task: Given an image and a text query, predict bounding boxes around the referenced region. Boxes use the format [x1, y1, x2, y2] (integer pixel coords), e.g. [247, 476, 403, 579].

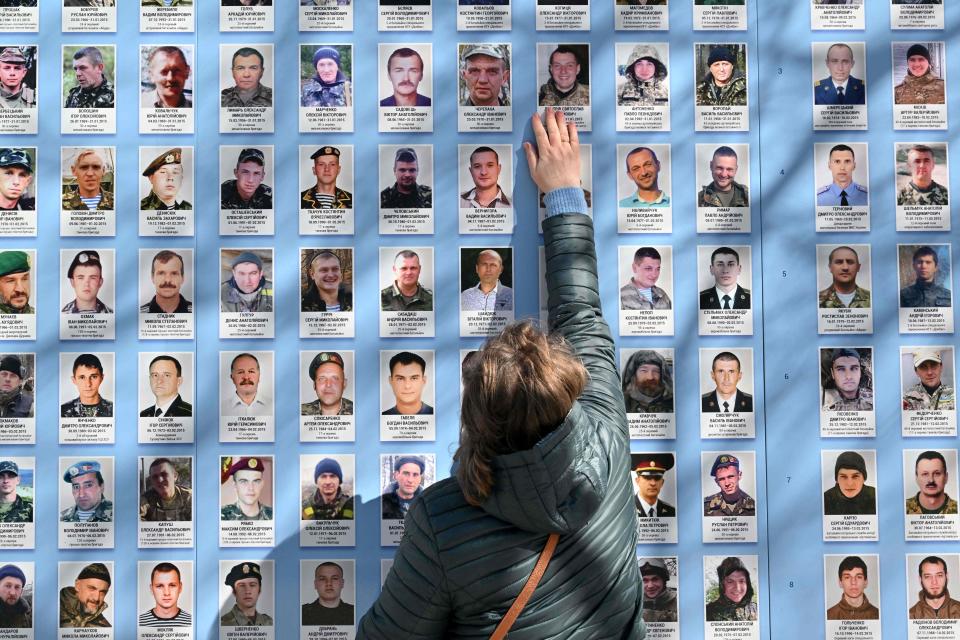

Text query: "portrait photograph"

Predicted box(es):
[136, 560, 193, 629]
[299, 454, 354, 521]
[816, 244, 872, 310]
[218, 455, 273, 520]
[300, 559, 356, 627]
[696, 144, 749, 209]
[0, 561, 32, 629]
[892, 42, 945, 105]
[137, 352, 194, 419]
[61, 45, 115, 109]
[901, 449, 958, 517]
[60, 147, 115, 212]
[697, 245, 753, 310]
[0, 357, 35, 418]
[699, 348, 754, 414]
[897, 244, 951, 308]
[617, 144, 671, 210]
[819, 347, 873, 413]
[622, 348, 674, 415]
[59, 249, 115, 315]
[298, 144, 354, 215]
[219, 351, 274, 419]
[823, 554, 880, 622]
[379, 350, 435, 416]
[219, 44, 273, 109]
[299, 350, 354, 418]
[139, 45, 193, 110]
[616, 43, 669, 108]
[457, 144, 513, 210]
[218, 559, 274, 628]
[378, 247, 434, 311]
[0, 46, 36, 112]
[821, 449, 877, 516]
[58, 456, 114, 522]
[895, 143, 948, 207]
[458, 43, 510, 107]
[814, 143, 869, 208]
[703, 555, 759, 622]
[138, 456, 192, 522]
[905, 554, 960, 621]
[618, 245, 673, 312]
[536, 43, 590, 107]
[58, 560, 114, 628]
[379, 453, 436, 521]
[459, 247, 513, 312]
[300, 248, 353, 313]
[379, 144, 433, 208]
[138, 146, 194, 211]
[299, 44, 352, 108]
[218, 145, 274, 211]
[219, 248, 273, 314]
[900, 346, 955, 411]
[377, 43, 432, 107]
[811, 42, 866, 107]
[138, 248, 194, 314]
[694, 43, 748, 107]
[58, 352, 114, 420]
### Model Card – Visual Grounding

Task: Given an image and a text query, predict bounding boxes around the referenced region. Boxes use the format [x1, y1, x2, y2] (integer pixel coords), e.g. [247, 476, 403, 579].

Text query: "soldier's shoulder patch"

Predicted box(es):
[854, 184, 868, 193]
[816, 185, 830, 195]
[303, 506, 314, 517]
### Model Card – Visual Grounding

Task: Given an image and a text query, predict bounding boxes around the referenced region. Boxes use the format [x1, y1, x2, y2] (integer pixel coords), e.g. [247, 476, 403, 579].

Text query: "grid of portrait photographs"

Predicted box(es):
[0, 1, 954, 639]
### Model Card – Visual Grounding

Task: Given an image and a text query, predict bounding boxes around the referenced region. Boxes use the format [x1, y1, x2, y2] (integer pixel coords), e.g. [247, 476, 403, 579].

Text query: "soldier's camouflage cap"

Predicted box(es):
[0, 460, 18, 476]
[221, 456, 265, 484]
[394, 147, 418, 163]
[632, 453, 674, 477]
[710, 454, 740, 476]
[309, 351, 344, 380]
[0, 48, 26, 65]
[63, 460, 101, 483]
[142, 148, 182, 177]
[237, 148, 264, 166]
[225, 562, 261, 587]
[0, 149, 32, 173]
[67, 250, 102, 279]
[461, 44, 505, 62]
[77, 562, 111, 586]
[913, 349, 942, 368]
[0, 251, 29, 277]
[639, 558, 670, 581]
[310, 146, 340, 160]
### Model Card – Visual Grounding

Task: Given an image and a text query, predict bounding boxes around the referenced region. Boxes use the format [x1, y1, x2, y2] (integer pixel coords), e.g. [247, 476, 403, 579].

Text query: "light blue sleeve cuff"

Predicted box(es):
[544, 187, 589, 218]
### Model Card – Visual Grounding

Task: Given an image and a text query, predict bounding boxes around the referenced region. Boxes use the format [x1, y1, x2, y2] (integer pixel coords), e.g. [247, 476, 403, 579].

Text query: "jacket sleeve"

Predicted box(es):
[543, 213, 627, 436]
[357, 500, 451, 639]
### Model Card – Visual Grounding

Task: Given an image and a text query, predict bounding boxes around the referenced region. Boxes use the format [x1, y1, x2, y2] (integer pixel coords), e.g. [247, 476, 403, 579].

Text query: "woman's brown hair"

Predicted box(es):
[455, 320, 587, 506]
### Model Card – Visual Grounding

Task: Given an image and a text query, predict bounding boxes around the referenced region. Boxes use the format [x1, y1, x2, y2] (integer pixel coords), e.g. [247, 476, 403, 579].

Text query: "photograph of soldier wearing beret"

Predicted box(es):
[701, 454, 758, 542]
[58, 561, 113, 629]
[906, 555, 960, 625]
[299, 350, 354, 437]
[219, 455, 273, 522]
[638, 557, 678, 626]
[378, 44, 432, 131]
[703, 556, 759, 624]
[0, 562, 32, 629]
[59, 250, 114, 341]
[822, 450, 877, 541]
[694, 44, 747, 131]
[219, 44, 273, 132]
[299, 146, 354, 233]
[903, 451, 958, 541]
[895, 144, 949, 232]
[300, 455, 355, 521]
[139, 146, 193, 215]
[897, 244, 953, 332]
[60, 459, 113, 521]
[300, 559, 355, 628]
[816, 244, 872, 334]
[61, 46, 115, 134]
[824, 555, 880, 625]
[218, 560, 273, 628]
[0, 47, 36, 134]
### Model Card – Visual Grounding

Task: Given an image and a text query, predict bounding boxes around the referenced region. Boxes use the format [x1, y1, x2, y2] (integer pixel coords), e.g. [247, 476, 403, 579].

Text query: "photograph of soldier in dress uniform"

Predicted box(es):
[622, 349, 674, 414]
[825, 555, 880, 620]
[820, 348, 873, 412]
[639, 558, 677, 623]
[901, 348, 954, 411]
[704, 556, 759, 622]
[813, 43, 865, 105]
[893, 42, 945, 105]
[815, 144, 868, 207]
[219, 456, 272, 521]
[898, 244, 951, 308]
[896, 144, 948, 206]
[701, 350, 753, 413]
[537, 44, 590, 107]
[617, 44, 668, 106]
[823, 450, 876, 515]
[695, 44, 747, 107]
[300, 45, 351, 107]
[61, 148, 114, 213]
[138, 457, 191, 522]
[300, 456, 354, 520]
[631, 453, 675, 518]
[905, 450, 957, 515]
[0, 47, 35, 109]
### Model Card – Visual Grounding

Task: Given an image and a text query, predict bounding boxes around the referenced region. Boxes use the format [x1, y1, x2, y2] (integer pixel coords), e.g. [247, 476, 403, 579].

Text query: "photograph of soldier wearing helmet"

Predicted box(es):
[639, 557, 678, 624]
[704, 556, 759, 622]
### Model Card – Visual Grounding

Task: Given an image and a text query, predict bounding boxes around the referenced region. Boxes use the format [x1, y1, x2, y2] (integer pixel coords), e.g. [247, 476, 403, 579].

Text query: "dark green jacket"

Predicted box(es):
[358, 214, 644, 639]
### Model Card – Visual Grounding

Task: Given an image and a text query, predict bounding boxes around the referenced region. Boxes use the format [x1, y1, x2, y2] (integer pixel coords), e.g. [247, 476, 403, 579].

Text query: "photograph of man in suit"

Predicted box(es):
[139, 355, 191, 418]
[699, 247, 750, 309]
[702, 351, 753, 413]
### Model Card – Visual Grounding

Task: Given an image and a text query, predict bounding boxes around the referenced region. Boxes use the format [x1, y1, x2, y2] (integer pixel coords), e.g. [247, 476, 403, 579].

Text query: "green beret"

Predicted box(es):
[0, 251, 29, 277]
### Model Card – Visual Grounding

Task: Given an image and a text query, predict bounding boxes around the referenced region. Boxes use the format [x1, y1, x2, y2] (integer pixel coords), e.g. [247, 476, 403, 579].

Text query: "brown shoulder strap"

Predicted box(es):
[490, 533, 561, 640]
